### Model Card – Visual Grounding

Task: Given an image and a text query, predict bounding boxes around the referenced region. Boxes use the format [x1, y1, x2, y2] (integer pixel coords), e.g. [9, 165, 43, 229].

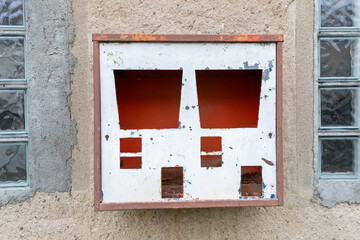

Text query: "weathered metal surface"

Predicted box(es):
[99, 199, 280, 210]
[93, 34, 284, 43]
[93, 34, 284, 210]
[276, 42, 284, 206]
[93, 40, 102, 210]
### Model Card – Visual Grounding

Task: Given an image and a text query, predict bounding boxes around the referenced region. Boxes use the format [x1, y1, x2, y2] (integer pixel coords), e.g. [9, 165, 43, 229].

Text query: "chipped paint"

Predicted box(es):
[130, 34, 157, 41]
[261, 158, 275, 166]
[243, 61, 259, 69]
[263, 69, 270, 82]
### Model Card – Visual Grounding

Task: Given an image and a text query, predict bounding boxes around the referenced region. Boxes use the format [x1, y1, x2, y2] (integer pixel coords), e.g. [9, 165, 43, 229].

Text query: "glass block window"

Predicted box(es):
[317, 0, 360, 179]
[0, 0, 26, 187]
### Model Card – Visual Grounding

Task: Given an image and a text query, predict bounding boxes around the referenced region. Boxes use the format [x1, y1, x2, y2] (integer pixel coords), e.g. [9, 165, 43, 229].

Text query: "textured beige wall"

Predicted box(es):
[1, 0, 360, 239]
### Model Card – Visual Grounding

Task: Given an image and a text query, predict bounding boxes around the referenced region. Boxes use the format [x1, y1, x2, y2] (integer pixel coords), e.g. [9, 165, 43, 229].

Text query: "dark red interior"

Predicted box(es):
[196, 70, 262, 128]
[120, 138, 142, 153]
[241, 166, 262, 197]
[201, 136, 222, 152]
[120, 157, 142, 169]
[115, 70, 182, 129]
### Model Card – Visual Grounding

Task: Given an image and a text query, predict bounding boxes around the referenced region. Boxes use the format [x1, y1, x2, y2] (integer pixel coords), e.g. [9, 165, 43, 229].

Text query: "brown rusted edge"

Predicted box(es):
[93, 40, 102, 211]
[92, 34, 284, 43]
[276, 42, 284, 206]
[92, 34, 284, 210]
[99, 199, 280, 210]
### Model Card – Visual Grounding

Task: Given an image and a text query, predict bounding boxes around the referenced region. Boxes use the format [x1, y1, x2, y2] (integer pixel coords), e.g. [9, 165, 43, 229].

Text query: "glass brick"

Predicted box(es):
[320, 38, 359, 78]
[0, 142, 26, 183]
[320, 88, 358, 127]
[321, 138, 356, 174]
[0, 37, 25, 79]
[0, 90, 25, 131]
[0, 0, 24, 26]
[321, 0, 357, 28]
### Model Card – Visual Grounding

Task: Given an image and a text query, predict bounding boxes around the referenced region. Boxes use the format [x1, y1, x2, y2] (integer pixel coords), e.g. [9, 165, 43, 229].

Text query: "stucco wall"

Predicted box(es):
[1, 0, 360, 239]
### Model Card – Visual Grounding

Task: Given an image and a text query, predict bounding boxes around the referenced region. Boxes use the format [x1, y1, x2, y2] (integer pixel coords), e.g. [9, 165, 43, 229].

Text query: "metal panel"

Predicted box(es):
[93, 34, 284, 210]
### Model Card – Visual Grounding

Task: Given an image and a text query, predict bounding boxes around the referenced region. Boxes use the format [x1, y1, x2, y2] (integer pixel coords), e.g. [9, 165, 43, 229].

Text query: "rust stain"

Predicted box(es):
[159, 36, 167, 41]
[119, 34, 128, 40]
[130, 34, 157, 41]
[250, 35, 261, 41]
[261, 157, 274, 166]
[95, 34, 107, 41]
[233, 35, 249, 41]
[219, 35, 224, 41]
[277, 35, 284, 41]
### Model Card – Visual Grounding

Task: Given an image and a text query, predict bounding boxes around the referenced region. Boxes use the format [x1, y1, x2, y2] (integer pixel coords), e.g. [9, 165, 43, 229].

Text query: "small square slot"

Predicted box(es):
[120, 157, 142, 169]
[201, 136, 222, 152]
[241, 166, 262, 197]
[201, 155, 222, 168]
[161, 167, 184, 198]
[120, 138, 142, 153]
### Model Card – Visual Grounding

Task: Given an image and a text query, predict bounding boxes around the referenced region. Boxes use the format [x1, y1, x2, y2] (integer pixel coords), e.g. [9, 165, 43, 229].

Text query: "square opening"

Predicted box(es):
[241, 166, 262, 197]
[161, 167, 184, 198]
[201, 136, 222, 152]
[196, 70, 262, 128]
[114, 70, 182, 129]
[120, 138, 142, 153]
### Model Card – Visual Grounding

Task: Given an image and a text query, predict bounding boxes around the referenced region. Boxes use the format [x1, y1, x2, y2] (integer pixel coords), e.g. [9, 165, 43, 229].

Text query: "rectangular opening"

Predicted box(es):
[114, 70, 182, 129]
[161, 167, 183, 198]
[120, 138, 142, 153]
[201, 155, 222, 168]
[201, 136, 222, 152]
[196, 70, 262, 128]
[241, 166, 262, 197]
[120, 157, 142, 169]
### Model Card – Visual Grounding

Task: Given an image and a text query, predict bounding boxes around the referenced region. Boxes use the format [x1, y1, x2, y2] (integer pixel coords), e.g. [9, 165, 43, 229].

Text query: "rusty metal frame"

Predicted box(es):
[93, 34, 284, 210]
